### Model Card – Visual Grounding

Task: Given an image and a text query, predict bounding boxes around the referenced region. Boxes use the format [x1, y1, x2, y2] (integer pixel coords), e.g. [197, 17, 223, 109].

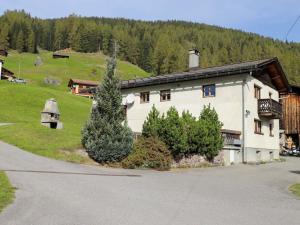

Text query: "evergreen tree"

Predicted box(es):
[0, 24, 9, 49]
[142, 105, 161, 137]
[16, 30, 24, 53]
[81, 44, 133, 163]
[198, 105, 224, 162]
[158, 107, 189, 158]
[27, 30, 36, 53]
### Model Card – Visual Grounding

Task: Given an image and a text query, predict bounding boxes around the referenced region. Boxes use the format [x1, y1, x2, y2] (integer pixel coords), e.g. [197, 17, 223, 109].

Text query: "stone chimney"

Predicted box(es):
[189, 49, 200, 70]
[41, 98, 63, 129]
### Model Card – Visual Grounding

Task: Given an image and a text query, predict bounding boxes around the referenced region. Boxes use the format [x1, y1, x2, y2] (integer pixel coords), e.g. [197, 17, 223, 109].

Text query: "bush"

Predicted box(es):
[122, 137, 172, 170]
[158, 107, 189, 158]
[141, 105, 224, 162]
[142, 105, 162, 138]
[198, 106, 224, 161]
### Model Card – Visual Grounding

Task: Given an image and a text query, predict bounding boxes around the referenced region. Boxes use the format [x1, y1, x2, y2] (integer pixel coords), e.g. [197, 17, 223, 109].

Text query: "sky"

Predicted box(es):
[1, 0, 299, 42]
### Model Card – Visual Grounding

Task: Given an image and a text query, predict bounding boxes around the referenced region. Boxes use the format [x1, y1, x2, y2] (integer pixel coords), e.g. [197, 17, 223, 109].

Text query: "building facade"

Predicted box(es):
[121, 52, 289, 164]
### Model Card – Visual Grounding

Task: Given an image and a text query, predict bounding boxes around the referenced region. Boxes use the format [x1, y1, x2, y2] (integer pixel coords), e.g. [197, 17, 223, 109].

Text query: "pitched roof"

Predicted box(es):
[2, 67, 14, 75]
[68, 79, 99, 87]
[121, 57, 290, 93]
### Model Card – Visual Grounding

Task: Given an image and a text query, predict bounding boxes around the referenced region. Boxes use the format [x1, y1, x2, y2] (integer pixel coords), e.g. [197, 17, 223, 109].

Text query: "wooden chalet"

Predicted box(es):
[53, 53, 69, 59]
[0, 49, 8, 57]
[0, 59, 15, 80]
[281, 85, 300, 147]
[68, 79, 99, 97]
[1, 67, 15, 80]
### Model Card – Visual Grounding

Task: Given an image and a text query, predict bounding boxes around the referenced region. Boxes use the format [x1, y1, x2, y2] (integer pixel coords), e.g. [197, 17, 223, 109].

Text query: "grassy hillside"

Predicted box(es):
[2, 50, 148, 90]
[0, 51, 148, 163]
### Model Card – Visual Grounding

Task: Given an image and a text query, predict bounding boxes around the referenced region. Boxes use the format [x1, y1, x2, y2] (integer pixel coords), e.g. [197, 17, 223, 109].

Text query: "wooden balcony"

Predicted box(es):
[258, 99, 282, 119]
[221, 129, 242, 147]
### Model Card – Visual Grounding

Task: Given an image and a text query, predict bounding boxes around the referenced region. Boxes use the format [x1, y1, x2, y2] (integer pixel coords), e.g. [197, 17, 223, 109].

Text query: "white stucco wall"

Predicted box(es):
[122, 74, 245, 133]
[244, 76, 280, 151]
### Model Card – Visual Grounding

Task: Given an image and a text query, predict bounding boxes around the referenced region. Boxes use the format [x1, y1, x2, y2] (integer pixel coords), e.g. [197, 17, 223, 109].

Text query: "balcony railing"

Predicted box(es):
[221, 129, 242, 147]
[258, 99, 282, 119]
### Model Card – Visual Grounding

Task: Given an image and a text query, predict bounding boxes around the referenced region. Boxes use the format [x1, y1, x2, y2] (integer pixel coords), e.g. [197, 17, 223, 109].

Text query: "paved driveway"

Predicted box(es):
[0, 141, 300, 225]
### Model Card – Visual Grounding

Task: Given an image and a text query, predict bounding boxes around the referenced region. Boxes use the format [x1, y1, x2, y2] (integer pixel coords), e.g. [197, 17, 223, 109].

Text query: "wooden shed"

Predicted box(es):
[68, 79, 99, 97]
[53, 53, 69, 59]
[281, 85, 300, 147]
[0, 49, 8, 57]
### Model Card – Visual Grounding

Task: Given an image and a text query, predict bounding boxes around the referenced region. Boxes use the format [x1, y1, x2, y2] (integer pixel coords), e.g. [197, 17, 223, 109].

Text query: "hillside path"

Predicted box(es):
[0, 141, 300, 225]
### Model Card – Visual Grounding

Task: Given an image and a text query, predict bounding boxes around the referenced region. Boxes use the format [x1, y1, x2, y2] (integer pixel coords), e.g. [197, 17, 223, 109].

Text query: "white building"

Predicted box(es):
[121, 50, 290, 164]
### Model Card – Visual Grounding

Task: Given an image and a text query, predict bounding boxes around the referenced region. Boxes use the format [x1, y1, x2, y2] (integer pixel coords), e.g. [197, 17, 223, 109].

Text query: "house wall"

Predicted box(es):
[122, 73, 280, 163]
[122, 74, 245, 134]
[243, 76, 280, 161]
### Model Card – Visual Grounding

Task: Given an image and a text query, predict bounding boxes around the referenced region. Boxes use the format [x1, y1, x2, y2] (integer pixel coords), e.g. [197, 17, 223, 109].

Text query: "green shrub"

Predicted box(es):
[198, 106, 224, 162]
[141, 105, 224, 162]
[142, 105, 162, 138]
[158, 107, 189, 158]
[122, 137, 172, 170]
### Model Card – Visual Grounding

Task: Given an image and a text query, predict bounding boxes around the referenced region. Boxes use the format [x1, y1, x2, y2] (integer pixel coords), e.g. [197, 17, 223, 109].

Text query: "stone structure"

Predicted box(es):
[41, 98, 63, 129]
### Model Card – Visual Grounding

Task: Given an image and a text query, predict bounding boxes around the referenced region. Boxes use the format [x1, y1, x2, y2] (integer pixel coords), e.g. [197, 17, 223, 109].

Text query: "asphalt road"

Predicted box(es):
[0, 141, 300, 225]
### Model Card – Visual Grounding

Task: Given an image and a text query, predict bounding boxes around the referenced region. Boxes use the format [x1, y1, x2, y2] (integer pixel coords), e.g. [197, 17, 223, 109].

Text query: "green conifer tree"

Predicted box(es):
[142, 105, 161, 137]
[81, 43, 133, 163]
[16, 30, 24, 53]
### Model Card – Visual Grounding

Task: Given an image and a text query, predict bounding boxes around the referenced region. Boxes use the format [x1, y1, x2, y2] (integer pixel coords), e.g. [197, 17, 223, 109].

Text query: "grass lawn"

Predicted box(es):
[0, 172, 15, 212]
[0, 51, 148, 163]
[3, 50, 148, 91]
[289, 183, 300, 197]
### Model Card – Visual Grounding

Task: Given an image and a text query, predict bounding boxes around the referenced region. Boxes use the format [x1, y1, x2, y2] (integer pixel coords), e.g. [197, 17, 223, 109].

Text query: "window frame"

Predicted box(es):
[254, 84, 261, 99]
[140, 91, 150, 103]
[254, 119, 263, 135]
[160, 89, 171, 102]
[203, 84, 216, 98]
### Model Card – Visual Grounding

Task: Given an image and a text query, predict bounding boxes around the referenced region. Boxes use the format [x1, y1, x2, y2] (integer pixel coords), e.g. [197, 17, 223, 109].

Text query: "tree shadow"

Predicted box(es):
[0, 169, 141, 177]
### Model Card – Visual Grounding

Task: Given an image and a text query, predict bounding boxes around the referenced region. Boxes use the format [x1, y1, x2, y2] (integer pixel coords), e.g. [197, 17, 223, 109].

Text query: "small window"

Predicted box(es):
[254, 119, 263, 135]
[203, 84, 216, 97]
[269, 123, 274, 137]
[160, 89, 171, 102]
[254, 85, 261, 99]
[140, 92, 150, 103]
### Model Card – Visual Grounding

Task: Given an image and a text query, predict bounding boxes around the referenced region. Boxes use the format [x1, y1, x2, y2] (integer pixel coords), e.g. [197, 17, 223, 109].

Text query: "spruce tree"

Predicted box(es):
[142, 105, 161, 137]
[81, 43, 133, 163]
[16, 30, 24, 53]
[0, 24, 9, 49]
[198, 105, 224, 162]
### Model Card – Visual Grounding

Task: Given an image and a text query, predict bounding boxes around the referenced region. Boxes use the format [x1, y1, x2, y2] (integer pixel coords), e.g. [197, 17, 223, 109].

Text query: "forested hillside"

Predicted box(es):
[0, 10, 299, 84]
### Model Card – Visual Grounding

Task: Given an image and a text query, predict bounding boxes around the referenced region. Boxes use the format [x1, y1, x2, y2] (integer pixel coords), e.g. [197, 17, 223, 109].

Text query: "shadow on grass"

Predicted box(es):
[0, 169, 141, 177]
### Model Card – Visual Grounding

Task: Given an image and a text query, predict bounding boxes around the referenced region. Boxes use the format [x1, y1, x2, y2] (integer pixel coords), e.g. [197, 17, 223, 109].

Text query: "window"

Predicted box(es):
[254, 119, 263, 135]
[203, 84, 216, 97]
[140, 92, 150, 103]
[254, 85, 261, 99]
[269, 123, 274, 136]
[160, 89, 171, 102]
